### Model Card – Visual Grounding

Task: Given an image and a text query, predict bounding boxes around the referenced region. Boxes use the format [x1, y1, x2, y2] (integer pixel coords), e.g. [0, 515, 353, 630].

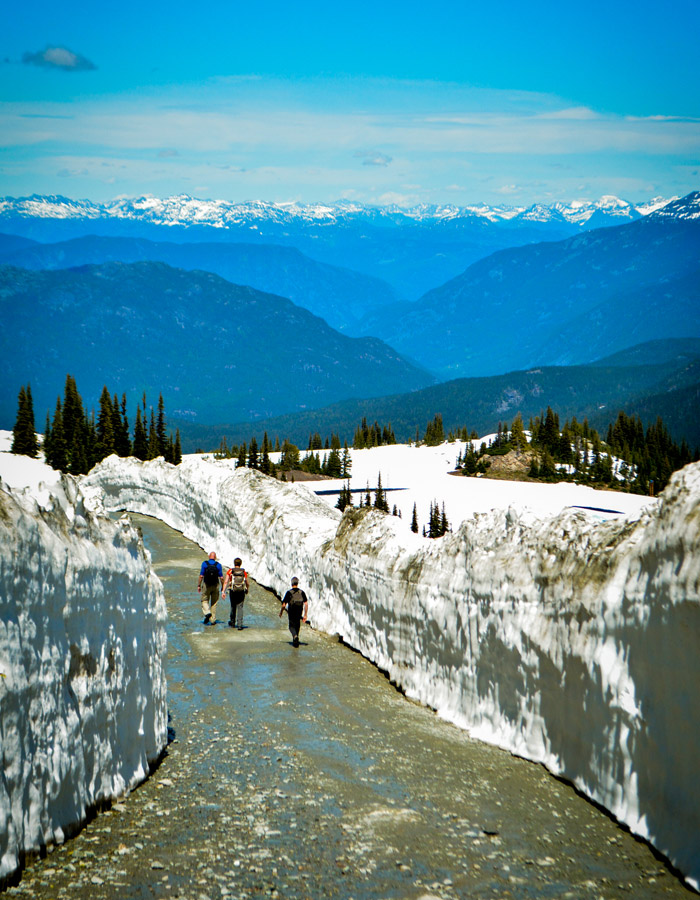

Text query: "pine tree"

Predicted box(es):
[173, 429, 182, 465]
[133, 406, 148, 460]
[237, 441, 247, 468]
[46, 399, 68, 472]
[62, 375, 83, 457]
[261, 432, 272, 475]
[341, 443, 352, 478]
[440, 503, 449, 536]
[147, 409, 159, 459]
[42, 412, 52, 463]
[95, 386, 115, 461]
[156, 394, 167, 457]
[118, 394, 131, 456]
[11, 385, 38, 457]
[373, 472, 389, 512]
[411, 503, 419, 534]
[336, 481, 354, 512]
[248, 436, 260, 470]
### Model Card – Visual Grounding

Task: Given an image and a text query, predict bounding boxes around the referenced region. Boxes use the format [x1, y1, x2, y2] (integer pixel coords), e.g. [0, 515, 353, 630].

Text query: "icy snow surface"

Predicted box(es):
[0, 436, 167, 883]
[83, 449, 700, 889]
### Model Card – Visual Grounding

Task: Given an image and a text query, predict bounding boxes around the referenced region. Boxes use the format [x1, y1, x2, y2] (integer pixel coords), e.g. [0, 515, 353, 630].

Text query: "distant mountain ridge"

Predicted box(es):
[0, 191, 682, 301]
[0, 191, 675, 228]
[363, 191, 700, 378]
[172, 339, 700, 452]
[0, 261, 433, 428]
[0, 233, 399, 334]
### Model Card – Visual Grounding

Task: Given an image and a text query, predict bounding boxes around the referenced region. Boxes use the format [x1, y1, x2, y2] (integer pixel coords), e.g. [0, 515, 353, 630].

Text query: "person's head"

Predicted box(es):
[234, 557, 242, 566]
[208, 551, 217, 560]
[291, 576, 299, 586]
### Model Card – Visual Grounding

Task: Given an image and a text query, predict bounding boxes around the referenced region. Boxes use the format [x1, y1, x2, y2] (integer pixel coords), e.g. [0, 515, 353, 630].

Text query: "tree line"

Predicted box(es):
[11, 377, 182, 474]
[455, 407, 697, 495]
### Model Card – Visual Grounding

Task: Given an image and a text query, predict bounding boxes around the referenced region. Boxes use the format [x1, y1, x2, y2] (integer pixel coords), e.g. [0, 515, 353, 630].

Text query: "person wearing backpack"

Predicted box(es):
[278, 576, 308, 647]
[197, 551, 223, 624]
[222, 557, 249, 629]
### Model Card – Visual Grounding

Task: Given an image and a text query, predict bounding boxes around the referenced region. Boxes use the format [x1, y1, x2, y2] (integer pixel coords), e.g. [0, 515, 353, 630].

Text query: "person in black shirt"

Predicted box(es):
[279, 576, 308, 647]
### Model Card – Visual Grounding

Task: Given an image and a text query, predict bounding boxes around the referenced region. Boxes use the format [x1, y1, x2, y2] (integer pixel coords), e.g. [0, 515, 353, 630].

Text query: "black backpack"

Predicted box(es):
[202, 560, 220, 586]
[289, 587, 305, 608]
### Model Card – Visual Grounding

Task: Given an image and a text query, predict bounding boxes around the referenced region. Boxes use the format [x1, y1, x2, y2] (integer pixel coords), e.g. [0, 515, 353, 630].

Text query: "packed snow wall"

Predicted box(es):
[0, 476, 167, 884]
[84, 455, 700, 888]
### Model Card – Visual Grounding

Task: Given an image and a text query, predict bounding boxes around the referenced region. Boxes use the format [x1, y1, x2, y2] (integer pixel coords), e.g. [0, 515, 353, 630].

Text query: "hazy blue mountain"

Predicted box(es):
[0, 234, 398, 334]
[0, 232, 37, 255]
[0, 193, 672, 301]
[171, 349, 700, 451]
[0, 262, 433, 427]
[591, 338, 700, 368]
[362, 193, 700, 378]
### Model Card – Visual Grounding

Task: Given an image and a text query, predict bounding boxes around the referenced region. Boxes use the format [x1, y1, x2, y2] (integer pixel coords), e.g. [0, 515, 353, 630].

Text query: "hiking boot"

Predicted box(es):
[293, 636, 299, 647]
[203, 613, 212, 624]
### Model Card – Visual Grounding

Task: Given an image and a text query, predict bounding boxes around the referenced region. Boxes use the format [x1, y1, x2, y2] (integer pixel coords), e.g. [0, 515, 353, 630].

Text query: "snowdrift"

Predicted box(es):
[83, 455, 700, 888]
[0, 474, 167, 883]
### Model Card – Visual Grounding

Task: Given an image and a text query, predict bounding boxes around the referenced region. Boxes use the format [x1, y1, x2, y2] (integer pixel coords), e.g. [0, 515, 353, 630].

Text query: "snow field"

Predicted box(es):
[0, 444, 167, 884]
[282, 440, 655, 526]
[83, 451, 700, 889]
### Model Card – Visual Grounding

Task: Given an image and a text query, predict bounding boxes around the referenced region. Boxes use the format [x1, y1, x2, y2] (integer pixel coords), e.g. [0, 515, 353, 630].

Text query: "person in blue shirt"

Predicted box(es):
[197, 551, 223, 624]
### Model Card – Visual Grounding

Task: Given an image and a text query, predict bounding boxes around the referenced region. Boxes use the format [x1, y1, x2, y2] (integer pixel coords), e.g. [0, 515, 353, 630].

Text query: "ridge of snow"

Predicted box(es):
[82, 451, 700, 891]
[0, 441, 167, 883]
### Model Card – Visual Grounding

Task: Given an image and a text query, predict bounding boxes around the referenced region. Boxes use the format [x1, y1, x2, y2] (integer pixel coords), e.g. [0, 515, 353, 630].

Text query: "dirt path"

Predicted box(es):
[7, 513, 693, 900]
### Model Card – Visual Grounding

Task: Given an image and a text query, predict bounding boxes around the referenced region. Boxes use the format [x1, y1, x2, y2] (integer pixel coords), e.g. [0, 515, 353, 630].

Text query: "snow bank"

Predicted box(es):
[83, 454, 700, 888]
[0, 471, 167, 884]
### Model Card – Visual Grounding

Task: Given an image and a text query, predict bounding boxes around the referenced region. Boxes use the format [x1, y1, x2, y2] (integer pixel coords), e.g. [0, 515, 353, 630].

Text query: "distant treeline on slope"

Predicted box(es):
[214, 408, 695, 497]
[11, 376, 181, 474]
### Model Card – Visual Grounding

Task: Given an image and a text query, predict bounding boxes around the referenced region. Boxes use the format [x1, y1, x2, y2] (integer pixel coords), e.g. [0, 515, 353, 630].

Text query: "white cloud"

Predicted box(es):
[2, 75, 699, 205]
[22, 46, 96, 72]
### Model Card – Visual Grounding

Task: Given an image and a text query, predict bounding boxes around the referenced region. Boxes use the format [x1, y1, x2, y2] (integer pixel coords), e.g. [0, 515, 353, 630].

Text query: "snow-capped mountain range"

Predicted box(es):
[0, 191, 684, 230]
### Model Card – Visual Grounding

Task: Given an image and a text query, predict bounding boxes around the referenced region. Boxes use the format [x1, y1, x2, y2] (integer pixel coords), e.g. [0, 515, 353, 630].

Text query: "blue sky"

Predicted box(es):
[2, 0, 699, 206]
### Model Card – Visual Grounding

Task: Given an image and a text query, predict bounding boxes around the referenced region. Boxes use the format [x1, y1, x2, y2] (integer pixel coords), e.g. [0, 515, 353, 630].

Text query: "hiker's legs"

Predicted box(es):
[229, 591, 245, 626]
[288, 606, 302, 643]
[201, 584, 218, 619]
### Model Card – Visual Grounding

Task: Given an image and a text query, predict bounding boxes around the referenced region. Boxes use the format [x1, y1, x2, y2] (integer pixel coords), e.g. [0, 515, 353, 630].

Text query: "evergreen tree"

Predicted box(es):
[133, 406, 148, 460]
[411, 503, 419, 533]
[42, 412, 52, 463]
[237, 442, 247, 468]
[336, 481, 354, 512]
[46, 399, 67, 472]
[373, 472, 389, 512]
[156, 394, 167, 457]
[95, 386, 115, 461]
[11, 385, 38, 457]
[261, 432, 272, 475]
[248, 436, 260, 470]
[62, 375, 83, 457]
[326, 446, 343, 477]
[440, 503, 449, 536]
[424, 413, 445, 446]
[511, 413, 528, 452]
[341, 443, 352, 478]
[173, 429, 182, 465]
[117, 394, 131, 456]
[147, 408, 159, 459]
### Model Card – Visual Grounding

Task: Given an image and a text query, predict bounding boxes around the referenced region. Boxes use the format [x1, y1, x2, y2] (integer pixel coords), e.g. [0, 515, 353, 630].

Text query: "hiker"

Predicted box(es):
[197, 551, 223, 624]
[278, 576, 308, 647]
[222, 557, 249, 629]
